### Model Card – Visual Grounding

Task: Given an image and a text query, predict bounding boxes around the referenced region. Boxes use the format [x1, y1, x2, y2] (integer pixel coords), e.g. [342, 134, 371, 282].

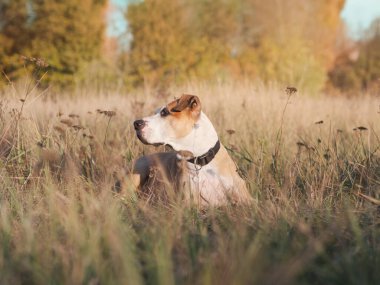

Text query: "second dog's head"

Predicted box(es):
[133, 94, 201, 146]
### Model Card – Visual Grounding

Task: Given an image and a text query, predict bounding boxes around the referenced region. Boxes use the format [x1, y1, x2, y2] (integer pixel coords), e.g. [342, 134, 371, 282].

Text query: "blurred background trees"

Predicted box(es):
[125, 0, 346, 93]
[0, 0, 108, 89]
[125, 0, 238, 88]
[0, 0, 30, 84]
[29, 0, 108, 87]
[329, 19, 380, 94]
[0, 0, 379, 95]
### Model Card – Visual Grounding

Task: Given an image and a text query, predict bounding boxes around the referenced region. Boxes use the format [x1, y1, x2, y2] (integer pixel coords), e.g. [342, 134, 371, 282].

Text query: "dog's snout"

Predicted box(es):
[133, 119, 146, 130]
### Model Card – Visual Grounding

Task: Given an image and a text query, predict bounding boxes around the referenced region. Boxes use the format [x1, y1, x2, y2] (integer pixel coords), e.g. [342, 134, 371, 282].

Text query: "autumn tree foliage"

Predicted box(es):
[125, 0, 228, 87]
[0, 0, 108, 88]
[0, 0, 30, 84]
[329, 19, 380, 94]
[2, 0, 370, 94]
[125, 0, 346, 93]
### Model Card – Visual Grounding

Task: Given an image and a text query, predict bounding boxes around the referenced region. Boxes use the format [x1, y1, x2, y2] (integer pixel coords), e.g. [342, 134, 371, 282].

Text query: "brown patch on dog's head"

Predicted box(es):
[167, 94, 201, 119]
[158, 94, 202, 139]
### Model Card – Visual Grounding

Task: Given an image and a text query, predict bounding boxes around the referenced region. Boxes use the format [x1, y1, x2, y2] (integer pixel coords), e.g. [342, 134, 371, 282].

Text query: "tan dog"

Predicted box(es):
[130, 95, 251, 206]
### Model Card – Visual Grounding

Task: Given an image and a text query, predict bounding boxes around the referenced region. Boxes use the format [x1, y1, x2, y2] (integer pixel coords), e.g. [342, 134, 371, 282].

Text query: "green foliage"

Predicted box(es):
[29, 0, 107, 88]
[125, 0, 229, 88]
[238, 37, 326, 93]
[0, 0, 349, 93]
[125, 0, 345, 93]
[0, 0, 30, 85]
[0, 0, 107, 89]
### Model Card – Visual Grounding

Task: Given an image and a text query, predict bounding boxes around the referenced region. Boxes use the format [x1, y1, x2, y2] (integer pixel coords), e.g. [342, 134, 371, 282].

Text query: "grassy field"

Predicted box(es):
[0, 81, 379, 285]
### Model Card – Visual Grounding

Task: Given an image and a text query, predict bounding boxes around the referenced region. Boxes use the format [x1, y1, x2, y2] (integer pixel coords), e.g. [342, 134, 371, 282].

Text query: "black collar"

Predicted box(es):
[187, 140, 221, 166]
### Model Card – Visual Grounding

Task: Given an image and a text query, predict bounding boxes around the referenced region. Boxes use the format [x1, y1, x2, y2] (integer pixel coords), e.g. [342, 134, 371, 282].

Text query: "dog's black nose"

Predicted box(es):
[133, 119, 146, 130]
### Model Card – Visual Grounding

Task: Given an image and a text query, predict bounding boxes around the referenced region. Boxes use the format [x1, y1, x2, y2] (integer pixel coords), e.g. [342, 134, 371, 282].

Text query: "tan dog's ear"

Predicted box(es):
[171, 94, 201, 117]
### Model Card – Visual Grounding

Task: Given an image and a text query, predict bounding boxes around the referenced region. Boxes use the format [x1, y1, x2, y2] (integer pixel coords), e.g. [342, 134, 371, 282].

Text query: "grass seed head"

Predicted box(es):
[103, 110, 116, 117]
[285, 86, 297, 95]
[54, 125, 66, 134]
[60, 119, 74, 127]
[354, 126, 368, 131]
[72, 125, 84, 131]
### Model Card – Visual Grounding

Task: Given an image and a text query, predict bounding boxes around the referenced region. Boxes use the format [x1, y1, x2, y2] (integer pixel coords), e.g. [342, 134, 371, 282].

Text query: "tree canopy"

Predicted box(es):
[125, 0, 346, 93]
[1, 0, 378, 95]
[0, 0, 107, 88]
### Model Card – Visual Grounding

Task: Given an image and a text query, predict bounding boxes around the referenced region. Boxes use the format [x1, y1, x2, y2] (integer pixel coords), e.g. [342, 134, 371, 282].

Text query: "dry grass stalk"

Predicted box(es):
[0, 82, 378, 285]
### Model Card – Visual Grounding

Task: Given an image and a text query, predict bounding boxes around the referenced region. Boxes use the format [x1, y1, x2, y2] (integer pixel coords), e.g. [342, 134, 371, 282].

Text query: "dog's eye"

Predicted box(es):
[160, 108, 170, 117]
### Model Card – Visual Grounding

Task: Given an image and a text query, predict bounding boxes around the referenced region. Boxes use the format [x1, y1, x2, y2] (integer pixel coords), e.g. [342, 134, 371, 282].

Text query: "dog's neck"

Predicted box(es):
[167, 112, 219, 157]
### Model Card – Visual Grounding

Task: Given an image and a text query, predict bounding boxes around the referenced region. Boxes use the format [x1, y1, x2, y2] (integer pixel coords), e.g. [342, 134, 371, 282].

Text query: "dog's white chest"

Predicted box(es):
[185, 164, 233, 205]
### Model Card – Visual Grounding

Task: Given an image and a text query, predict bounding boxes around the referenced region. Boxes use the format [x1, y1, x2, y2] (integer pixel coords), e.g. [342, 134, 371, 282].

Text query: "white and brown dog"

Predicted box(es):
[130, 94, 251, 206]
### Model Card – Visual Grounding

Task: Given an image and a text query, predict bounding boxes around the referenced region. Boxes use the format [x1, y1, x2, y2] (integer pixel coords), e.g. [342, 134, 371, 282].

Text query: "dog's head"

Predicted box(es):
[133, 94, 201, 146]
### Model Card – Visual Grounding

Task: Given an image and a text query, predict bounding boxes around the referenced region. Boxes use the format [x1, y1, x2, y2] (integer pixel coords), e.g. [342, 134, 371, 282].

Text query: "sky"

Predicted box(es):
[109, 0, 380, 38]
[341, 0, 380, 37]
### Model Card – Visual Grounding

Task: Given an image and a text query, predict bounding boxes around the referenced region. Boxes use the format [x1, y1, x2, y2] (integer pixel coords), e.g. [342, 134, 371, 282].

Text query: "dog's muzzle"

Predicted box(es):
[133, 119, 146, 131]
[133, 119, 150, 145]
[133, 119, 164, 146]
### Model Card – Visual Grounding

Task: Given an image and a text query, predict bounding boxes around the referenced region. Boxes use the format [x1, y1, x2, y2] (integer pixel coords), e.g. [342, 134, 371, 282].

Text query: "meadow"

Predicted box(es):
[0, 81, 379, 285]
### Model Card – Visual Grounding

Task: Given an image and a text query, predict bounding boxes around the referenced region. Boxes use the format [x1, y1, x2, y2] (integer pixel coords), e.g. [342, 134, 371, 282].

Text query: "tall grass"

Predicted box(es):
[0, 81, 379, 285]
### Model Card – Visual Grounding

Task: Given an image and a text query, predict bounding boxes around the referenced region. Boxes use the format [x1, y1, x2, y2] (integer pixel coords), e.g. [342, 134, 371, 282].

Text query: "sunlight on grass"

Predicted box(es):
[0, 81, 379, 284]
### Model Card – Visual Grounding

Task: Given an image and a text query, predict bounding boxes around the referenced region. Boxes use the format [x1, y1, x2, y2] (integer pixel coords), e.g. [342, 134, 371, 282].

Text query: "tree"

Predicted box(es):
[236, 0, 345, 92]
[0, 0, 108, 89]
[126, 0, 187, 87]
[0, 0, 30, 85]
[124, 0, 346, 93]
[329, 18, 380, 94]
[29, 0, 108, 87]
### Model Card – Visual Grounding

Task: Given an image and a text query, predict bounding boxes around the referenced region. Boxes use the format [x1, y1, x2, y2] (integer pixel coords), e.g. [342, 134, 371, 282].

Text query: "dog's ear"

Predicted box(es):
[171, 94, 201, 117]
